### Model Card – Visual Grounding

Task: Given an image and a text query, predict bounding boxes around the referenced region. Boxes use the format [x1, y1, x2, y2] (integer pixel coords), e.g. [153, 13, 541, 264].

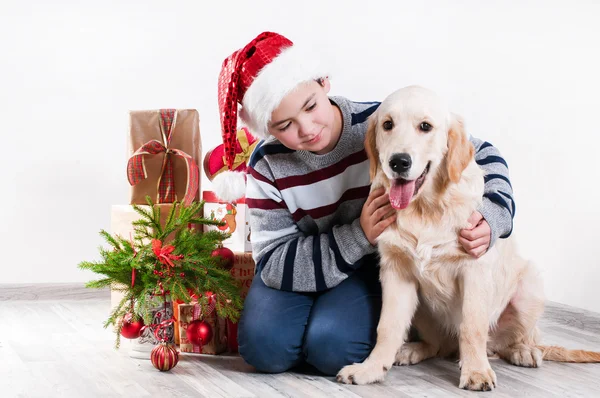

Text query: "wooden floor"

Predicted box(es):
[1, 284, 600, 397]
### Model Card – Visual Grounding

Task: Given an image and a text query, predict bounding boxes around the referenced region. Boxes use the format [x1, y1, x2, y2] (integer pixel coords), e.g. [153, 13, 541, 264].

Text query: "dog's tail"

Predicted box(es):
[537, 345, 600, 363]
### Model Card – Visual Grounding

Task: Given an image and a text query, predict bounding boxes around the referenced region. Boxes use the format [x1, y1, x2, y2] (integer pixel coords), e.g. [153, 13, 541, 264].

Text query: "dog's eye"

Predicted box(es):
[420, 122, 433, 132]
[383, 120, 393, 131]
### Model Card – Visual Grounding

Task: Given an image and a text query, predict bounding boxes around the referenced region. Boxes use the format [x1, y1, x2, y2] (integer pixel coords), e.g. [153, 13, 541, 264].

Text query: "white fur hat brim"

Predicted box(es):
[239, 45, 329, 140]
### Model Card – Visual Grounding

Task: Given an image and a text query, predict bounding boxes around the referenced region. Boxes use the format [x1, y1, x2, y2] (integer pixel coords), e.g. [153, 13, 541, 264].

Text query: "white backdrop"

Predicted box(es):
[1, 0, 599, 312]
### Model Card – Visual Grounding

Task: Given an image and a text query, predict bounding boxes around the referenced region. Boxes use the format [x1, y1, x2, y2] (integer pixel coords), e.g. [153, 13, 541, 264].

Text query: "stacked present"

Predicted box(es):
[110, 109, 202, 353]
[203, 127, 257, 253]
[110, 108, 202, 303]
[128, 109, 201, 205]
[110, 109, 257, 356]
[199, 126, 258, 353]
[173, 252, 255, 354]
[110, 108, 202, 274]
[177, 292, 227, 354]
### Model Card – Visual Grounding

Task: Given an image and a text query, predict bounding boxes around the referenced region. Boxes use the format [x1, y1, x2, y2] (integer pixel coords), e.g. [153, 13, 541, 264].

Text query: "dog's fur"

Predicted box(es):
[336, 86, 600, 391]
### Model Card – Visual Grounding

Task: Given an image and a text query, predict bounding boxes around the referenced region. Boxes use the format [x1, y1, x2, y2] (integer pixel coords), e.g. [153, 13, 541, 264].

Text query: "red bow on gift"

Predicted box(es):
[190, 292, 217, 323]
[152, 239, 183, 268]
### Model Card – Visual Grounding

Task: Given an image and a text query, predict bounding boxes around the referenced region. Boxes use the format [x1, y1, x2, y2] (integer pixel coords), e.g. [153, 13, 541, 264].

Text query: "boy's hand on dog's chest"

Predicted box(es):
[361, 188, 397, 246]
[459, 211, 491, 258]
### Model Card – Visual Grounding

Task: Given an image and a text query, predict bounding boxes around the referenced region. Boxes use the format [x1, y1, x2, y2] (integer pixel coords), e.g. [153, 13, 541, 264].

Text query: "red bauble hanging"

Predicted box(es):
[186, 320, 214, 346]
[120, 313, 145, 339]
[151, 342, 179, 371]
[211, 246, 235, 270]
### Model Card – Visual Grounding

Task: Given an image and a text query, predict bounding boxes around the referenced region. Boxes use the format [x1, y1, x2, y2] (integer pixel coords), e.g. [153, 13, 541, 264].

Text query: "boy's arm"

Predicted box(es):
[469, 136, 515, 247]
[246, 167, 376, 293]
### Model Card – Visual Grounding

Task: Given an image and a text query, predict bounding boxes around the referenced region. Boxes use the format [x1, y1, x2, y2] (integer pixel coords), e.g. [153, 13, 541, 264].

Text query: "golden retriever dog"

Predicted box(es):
[336, 86, 600, 391]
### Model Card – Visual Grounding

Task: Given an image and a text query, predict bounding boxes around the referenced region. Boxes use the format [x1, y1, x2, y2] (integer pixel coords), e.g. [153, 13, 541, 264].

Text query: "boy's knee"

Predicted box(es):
[303, 321, 374, 376]
[238, 310, 303, 373]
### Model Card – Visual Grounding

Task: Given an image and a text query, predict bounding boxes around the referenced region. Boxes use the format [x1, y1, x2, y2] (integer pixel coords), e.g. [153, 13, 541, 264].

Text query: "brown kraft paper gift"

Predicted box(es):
[178, 302, 227, 355]
[128, 109, 201, 205]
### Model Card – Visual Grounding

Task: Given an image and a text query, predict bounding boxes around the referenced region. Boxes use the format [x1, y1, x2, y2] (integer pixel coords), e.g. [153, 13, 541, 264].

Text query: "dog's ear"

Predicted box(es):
[364, 117, 379, 182]
[446, 114, 474, 184]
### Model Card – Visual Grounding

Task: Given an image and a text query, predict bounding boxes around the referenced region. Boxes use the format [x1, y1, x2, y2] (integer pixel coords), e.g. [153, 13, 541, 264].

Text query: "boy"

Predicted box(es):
[214, 32, 514, 375]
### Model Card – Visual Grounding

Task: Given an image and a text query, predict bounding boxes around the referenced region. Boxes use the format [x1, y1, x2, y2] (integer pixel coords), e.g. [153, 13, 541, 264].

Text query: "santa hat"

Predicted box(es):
[213, 31, 329, 202]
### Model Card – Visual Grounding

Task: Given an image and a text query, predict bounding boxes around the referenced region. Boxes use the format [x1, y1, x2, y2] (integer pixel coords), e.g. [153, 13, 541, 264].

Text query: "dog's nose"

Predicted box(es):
[389, 153, 412, 174]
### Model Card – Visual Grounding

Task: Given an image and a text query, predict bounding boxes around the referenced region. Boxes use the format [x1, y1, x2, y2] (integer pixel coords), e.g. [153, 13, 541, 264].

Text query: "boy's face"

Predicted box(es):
[268, 79, 337, 154]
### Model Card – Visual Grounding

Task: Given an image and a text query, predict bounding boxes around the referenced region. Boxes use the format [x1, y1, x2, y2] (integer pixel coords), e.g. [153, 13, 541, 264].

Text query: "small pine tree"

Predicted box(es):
[79, 197, 244, 348]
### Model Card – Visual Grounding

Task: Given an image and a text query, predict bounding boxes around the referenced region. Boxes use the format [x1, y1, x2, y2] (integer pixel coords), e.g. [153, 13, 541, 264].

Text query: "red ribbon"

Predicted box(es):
[130, 233, 138, 288]
[141, 317, 176, 342]
[152, 281, 170, 298]
[191, 292, 217, 320]
[152, 239, 183, 268]
[131, 268, 136, 288]
[126, 109, 199, 205]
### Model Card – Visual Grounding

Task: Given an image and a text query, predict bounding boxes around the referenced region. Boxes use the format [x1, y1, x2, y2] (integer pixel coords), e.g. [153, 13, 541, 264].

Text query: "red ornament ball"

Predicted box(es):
[186, 320, 213, 346]
[120, 313, 144, 339]
[151, 342, 179, 371]
[211, 246, 235, 270]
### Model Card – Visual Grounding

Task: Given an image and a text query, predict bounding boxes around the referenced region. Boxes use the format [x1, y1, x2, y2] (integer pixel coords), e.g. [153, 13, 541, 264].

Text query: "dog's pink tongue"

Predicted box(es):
[390, 180, 415, 210]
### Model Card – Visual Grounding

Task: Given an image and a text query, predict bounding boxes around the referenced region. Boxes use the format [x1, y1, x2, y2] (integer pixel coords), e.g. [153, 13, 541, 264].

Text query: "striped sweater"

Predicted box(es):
[245, 96, 515, 292]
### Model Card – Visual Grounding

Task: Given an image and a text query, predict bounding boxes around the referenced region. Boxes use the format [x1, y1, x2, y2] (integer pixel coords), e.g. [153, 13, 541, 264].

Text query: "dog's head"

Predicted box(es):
[366, 86, 474, 210]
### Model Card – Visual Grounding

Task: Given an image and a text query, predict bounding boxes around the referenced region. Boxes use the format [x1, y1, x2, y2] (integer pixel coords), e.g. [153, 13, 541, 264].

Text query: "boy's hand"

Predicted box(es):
[360, 188, 397, 246]
[459, 211, 491, 258]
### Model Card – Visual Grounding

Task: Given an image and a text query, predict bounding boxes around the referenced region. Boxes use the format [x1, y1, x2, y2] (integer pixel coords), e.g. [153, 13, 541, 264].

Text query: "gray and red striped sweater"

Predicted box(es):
[245, 96, 515, 292]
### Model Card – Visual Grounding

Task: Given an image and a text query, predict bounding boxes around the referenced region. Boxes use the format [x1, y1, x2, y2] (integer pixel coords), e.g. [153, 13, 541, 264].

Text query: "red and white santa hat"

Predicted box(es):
[213, 31, 329, 202]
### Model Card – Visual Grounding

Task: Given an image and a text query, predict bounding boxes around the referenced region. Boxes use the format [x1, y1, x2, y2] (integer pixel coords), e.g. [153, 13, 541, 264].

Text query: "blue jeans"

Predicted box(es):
[238, 265, 382, 376]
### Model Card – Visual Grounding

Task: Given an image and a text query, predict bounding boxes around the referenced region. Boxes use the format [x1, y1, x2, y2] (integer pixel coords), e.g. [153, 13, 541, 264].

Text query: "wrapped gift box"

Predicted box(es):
[138, 295, 175, 345]
[225, 252, 255, 352]
[178, 302, 227, 355]
[128, 109, 201, 205]
[172, 253, 255, 351]
[230, 252, 255, 300]
[203, 191, 251, 252]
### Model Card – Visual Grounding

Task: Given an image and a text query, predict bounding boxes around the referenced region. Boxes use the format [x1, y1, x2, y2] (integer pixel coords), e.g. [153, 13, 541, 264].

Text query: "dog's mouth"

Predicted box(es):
[389, 162, 431, 210]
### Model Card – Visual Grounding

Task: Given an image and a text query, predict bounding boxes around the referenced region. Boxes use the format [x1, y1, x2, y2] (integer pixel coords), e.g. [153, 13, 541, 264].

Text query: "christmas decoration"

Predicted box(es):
[127, 109, 201, 205]
[178, 291, 226, 354]
[203, 192, 251, 252]
[211, 246, 235, 270]
[79, 197, 244, 348]
[186, 319, 214, 347]
[225, 252, 256, 353]
[211, 203, 238, 233]
[138, 296, 175, 345]
[229, 252, 255, 300]
[120, 313, 145, 339]
[203, 127, 257, 182]
[151, 342, 179, 371]
[204, 127, 257, 203]
[136, 281, 177, 346]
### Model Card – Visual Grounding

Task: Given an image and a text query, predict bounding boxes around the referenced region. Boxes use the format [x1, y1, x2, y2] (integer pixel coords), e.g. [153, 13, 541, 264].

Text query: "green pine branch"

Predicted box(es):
[78, 196, 244, 348]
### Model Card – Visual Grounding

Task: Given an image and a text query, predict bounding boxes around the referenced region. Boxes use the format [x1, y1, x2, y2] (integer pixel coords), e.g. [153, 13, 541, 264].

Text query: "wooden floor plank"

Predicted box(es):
[1, 286, 600, 397]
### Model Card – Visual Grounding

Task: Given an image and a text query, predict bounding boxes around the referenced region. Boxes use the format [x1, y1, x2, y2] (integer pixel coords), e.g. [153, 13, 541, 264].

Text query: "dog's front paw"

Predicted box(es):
[395, 342, 433, 365]
[336, 362, 389, 385]
[459, 365, 497, 391]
